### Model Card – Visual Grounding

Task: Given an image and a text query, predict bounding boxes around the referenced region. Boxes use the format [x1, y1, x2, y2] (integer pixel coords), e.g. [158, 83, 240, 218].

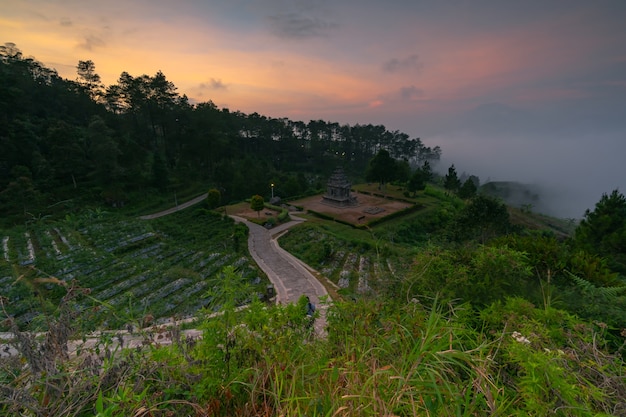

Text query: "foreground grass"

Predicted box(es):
[2, 268, 624, 416]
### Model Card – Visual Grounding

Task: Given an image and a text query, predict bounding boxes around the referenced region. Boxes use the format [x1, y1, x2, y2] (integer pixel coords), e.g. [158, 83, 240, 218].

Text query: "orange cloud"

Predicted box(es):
[3, 1, 622, 130]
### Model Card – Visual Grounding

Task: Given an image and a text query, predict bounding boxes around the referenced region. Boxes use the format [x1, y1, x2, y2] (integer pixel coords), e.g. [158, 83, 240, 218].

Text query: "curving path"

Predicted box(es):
[230, 215, 329, 335]
[139, 195, 330, 334]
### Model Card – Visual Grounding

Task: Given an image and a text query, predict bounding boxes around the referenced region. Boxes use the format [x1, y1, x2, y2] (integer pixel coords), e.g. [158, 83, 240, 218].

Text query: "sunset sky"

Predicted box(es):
[2, 0, 625, 217]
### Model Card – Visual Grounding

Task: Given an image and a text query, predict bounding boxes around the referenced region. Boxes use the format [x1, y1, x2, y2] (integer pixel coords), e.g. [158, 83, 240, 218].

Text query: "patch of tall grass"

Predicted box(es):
[2, 269, 624, 416]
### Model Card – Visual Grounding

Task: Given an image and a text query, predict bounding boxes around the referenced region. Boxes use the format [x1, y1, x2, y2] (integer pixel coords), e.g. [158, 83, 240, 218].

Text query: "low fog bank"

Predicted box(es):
[431, 130, 626, 219]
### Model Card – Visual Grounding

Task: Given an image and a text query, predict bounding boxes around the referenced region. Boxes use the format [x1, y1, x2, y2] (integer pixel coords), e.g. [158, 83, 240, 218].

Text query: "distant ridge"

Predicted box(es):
[480, 181, 540, 209]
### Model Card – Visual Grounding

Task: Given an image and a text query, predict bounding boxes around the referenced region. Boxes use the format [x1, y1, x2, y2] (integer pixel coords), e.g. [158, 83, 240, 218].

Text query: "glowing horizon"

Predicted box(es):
[2, 0, 625, 217]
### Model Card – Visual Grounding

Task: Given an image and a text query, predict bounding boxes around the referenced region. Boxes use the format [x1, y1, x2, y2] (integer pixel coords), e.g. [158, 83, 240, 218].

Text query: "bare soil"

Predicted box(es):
[229, 191, 413, 225]
[233, 207, 282, 221]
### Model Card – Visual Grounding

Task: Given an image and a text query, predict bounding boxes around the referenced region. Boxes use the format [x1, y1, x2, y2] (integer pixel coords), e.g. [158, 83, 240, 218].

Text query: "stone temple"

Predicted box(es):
[322, 167, 358, 207]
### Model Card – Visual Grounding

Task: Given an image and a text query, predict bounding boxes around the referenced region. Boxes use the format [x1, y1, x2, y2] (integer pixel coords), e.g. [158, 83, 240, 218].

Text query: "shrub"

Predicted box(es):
[277, 210, 290, 222]
[206, 188, 221, 209]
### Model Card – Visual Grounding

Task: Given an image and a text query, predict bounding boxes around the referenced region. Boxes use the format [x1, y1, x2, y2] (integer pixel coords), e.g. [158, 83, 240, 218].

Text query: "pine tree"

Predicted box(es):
[575, 189, 626, 274]
[444, 164, 461, 194]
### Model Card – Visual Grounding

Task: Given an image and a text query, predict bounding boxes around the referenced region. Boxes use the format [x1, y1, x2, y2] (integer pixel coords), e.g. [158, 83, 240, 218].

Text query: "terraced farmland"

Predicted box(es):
[0, 209, 266, 330]
[278, 222, 414, 297]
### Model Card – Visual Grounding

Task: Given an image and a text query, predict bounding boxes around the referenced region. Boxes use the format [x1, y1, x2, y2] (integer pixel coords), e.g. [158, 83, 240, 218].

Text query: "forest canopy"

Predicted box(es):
[0, 43, 440, 222]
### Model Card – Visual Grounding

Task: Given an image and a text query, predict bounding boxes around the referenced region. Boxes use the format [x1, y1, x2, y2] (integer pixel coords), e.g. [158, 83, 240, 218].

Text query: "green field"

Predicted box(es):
[0, 207, 265, 330]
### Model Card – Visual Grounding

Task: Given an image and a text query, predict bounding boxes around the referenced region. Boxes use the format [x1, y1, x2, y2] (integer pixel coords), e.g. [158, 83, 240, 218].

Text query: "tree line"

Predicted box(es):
[0, 43, 440, 223]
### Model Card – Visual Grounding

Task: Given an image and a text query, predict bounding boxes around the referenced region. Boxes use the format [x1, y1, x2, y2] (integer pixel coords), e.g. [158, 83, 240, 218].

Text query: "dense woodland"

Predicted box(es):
[2, 43, 626, 416]
[0, 42, 440, 225]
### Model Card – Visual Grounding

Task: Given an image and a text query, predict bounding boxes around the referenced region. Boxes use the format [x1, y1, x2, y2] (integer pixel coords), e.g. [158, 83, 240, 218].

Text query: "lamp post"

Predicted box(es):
[271, 183, 274, 199]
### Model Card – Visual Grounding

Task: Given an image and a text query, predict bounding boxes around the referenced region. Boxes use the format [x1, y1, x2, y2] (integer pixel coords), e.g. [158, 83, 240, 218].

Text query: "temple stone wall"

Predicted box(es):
[322, 167, 358, 207]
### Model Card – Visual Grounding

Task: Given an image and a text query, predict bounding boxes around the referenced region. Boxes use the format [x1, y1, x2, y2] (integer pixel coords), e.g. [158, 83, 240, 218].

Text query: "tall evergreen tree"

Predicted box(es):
[444, 164, 461, 194]
[76, 60, 102, 100]
[575, 189, 626, 274]
[421, 160, 433, 182]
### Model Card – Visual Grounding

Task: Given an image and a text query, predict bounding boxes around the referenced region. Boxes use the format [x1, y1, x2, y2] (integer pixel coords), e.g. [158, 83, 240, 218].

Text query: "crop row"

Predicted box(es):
[278, 224, 410, 294]
[1, 212, 264, 330]
[1, 226, 76, 267]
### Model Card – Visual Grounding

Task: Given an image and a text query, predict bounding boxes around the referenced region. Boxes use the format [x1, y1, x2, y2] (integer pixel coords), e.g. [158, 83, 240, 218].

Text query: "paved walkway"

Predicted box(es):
[139, 193, 208, 219]
[230, 215, 329, 335]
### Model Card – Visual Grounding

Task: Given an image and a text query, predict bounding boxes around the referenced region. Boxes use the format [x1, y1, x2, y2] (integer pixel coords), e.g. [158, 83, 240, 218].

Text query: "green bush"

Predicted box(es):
[401, 244, 535, 306]
[277, 210, 290, 222]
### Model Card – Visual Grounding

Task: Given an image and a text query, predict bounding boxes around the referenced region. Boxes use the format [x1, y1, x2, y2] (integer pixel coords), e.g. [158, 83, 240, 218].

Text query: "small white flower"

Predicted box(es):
[511, 331, 531, 344]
